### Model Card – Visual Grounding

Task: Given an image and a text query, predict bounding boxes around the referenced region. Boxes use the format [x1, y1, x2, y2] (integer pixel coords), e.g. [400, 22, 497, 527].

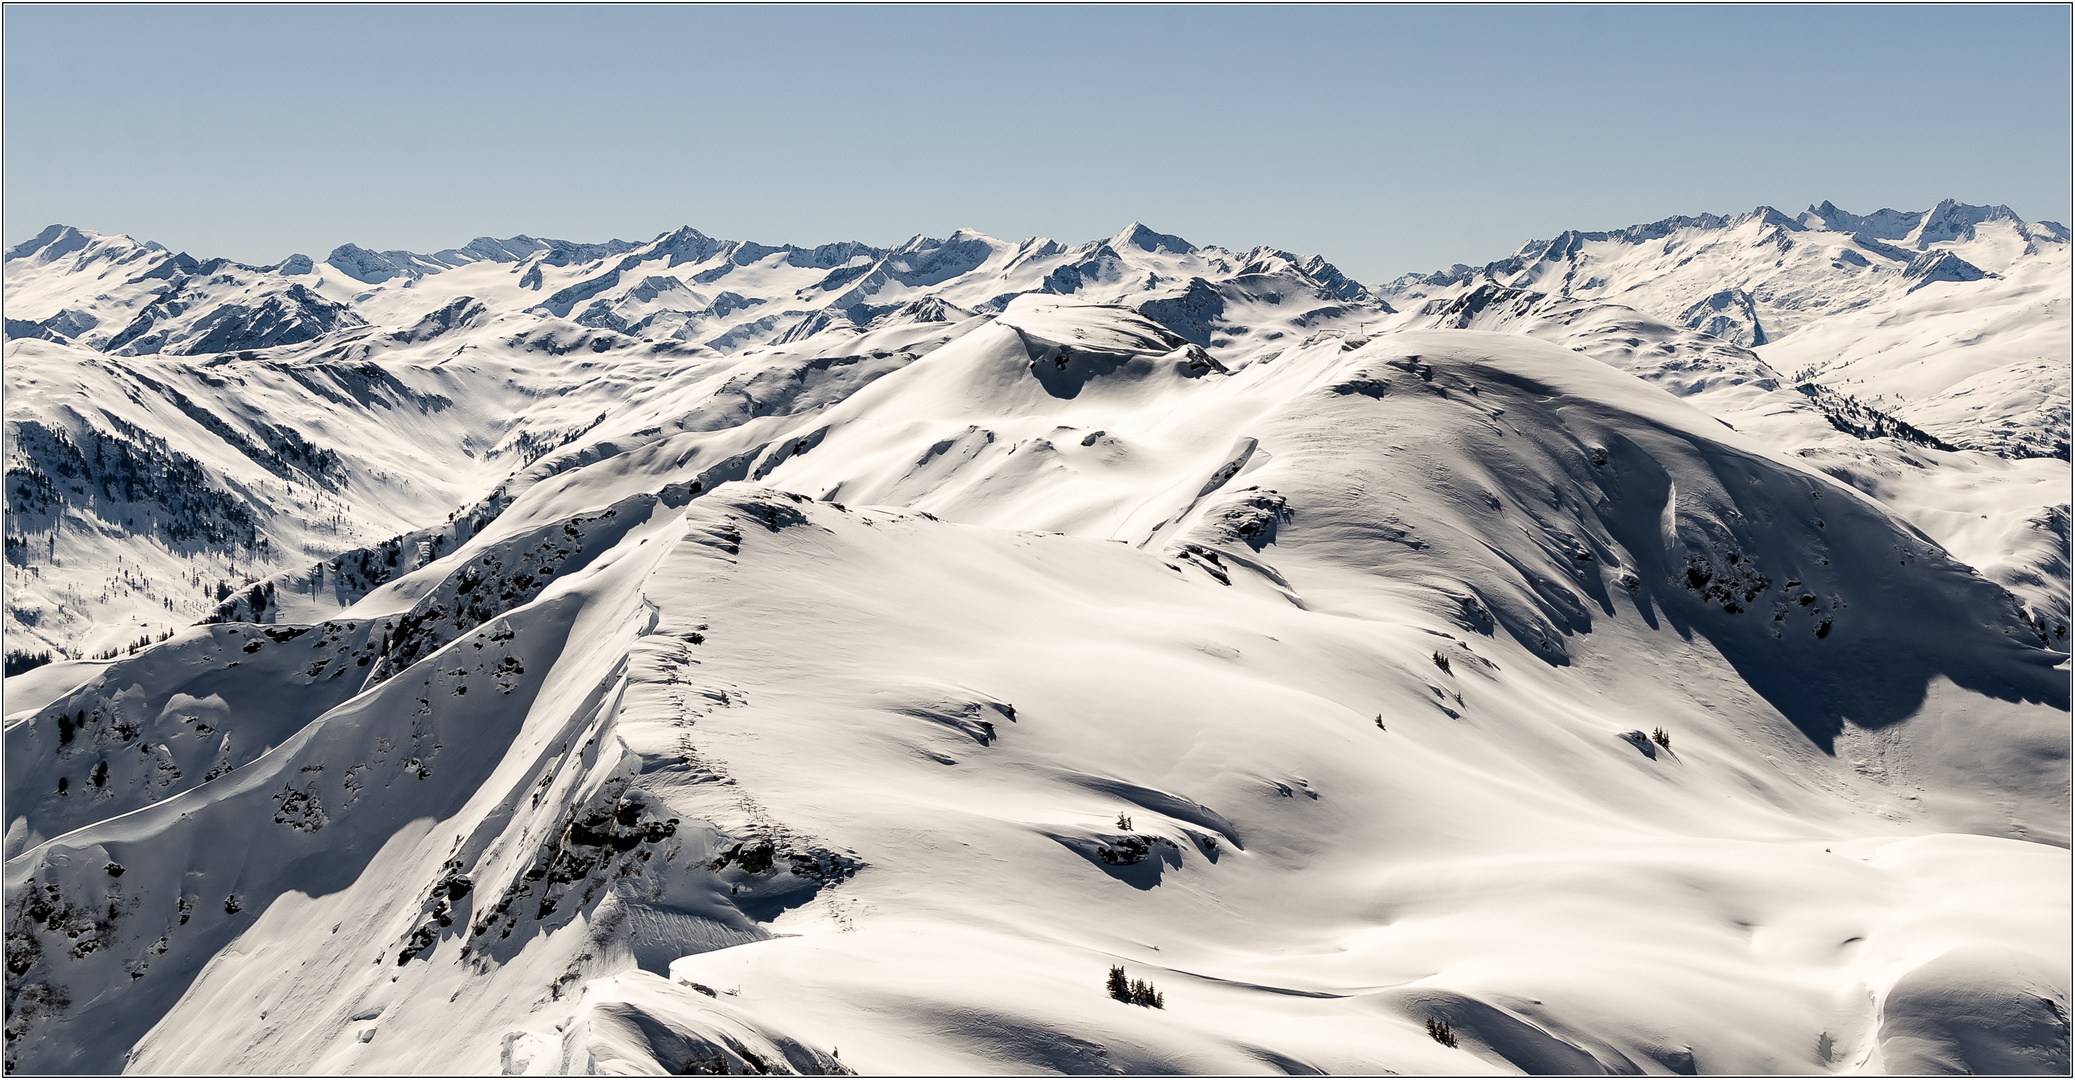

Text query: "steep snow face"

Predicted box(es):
[1375, 201, 2071, 458]
[4, 298, 2066, 1076]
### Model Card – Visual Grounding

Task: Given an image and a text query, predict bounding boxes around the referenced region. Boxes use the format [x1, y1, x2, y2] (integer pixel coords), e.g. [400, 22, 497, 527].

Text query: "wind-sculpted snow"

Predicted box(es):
[1876, 945, 2073, 1074]
[2, 215, 2070, 1074]
[3, 487, 887, 1074]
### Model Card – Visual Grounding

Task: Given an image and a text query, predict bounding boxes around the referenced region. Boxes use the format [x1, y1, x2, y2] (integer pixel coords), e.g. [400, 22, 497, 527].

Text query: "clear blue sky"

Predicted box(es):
[5, 4, 2069, 281]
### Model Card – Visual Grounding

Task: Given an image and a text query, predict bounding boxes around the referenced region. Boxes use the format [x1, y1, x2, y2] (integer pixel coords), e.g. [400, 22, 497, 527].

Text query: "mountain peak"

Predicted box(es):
[6, 224, 86, 262]
[6, 224, 162, 266]
[1109, 222, 1193, 255]
[1797, 201, 1921, 239]
[1743, 205, 1802, 231]
[1910, 199, 2023, 248]
[325, 243, 419, 284]
[647, 226, 723, 267]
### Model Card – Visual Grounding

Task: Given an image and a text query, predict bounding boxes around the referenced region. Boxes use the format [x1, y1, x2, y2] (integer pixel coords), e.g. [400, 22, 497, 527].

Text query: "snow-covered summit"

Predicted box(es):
[1107, 221, 1195, 255]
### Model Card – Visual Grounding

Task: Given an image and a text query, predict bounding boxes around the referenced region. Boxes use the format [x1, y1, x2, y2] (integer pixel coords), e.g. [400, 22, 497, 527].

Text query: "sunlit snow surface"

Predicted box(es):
[3, 207, 2069, 1074]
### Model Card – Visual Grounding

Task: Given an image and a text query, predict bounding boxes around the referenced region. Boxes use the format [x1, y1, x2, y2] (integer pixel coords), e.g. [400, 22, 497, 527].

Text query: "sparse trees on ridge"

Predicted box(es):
[1106, 965, 1164, 1008]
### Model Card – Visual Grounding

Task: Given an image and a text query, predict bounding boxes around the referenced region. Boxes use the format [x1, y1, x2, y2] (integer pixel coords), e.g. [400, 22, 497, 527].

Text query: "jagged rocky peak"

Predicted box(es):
[6, 224, 95, 263]
[1380, 196, 2067, 305]
[1798, 200, 1925, 238]
[1795, 198, 2056, 247]
[1223, 246, 1371, 301]
[881, 229, 1004, 281]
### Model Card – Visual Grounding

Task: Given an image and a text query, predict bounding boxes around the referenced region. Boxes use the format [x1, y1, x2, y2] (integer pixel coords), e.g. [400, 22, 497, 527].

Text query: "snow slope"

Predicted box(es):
[1760, 252, 2071, 460]
[4, 300, 2067, 1075]
[1371, 280, 2072, 645]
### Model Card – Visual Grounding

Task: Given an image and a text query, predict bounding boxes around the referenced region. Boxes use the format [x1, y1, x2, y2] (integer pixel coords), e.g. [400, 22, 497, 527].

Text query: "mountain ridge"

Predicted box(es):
[1375, 199, 2070, 461]
[7, 202, 2068, 666]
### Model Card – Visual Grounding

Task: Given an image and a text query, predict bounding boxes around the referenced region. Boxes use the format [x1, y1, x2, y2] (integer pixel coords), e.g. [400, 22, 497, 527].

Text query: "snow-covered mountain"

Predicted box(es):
[1, 221, 1381, 662]
[1377, 200, 2071, 460]
[3, 206, 2069, 1074]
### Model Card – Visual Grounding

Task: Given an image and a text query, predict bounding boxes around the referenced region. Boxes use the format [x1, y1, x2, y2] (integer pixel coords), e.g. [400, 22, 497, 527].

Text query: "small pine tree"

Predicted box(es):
[1431, 651, 1451, 674]
[1651, 726, 1671, 750]
[1426, 1018, 1457, 1047]
[1115, 811, 1132, 831]
[1109, 967, 1164, 1008]
[1375, 714, 1386, 730]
